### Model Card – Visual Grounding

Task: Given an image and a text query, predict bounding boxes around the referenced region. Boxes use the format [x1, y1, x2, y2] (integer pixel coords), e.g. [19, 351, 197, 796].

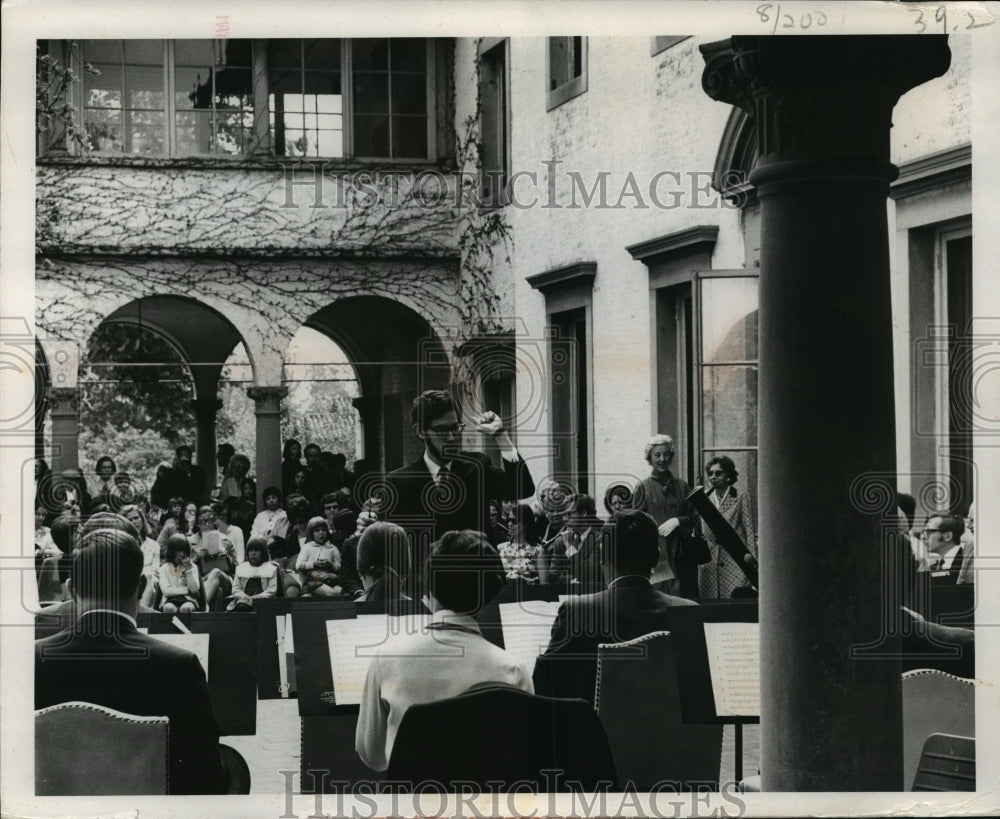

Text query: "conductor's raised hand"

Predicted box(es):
[474, 410, 505, 437]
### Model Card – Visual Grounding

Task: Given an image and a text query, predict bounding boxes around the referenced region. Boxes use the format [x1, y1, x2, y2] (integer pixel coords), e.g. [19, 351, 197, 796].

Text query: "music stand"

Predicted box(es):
[668, 601, 759, 782]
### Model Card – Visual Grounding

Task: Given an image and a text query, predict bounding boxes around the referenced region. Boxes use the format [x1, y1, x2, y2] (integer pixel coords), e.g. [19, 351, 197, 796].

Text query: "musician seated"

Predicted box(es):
[533, 510, 696, 703]
[35, 529, 227, 794]
[355, 530, 532, 771]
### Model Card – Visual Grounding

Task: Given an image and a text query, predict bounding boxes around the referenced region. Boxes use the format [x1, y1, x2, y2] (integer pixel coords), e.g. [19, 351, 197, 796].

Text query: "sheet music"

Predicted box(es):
[138, 629, 210, 681]
[703, 621, 760, 717]
[326, 614, 399, 706]
[498, 600, 562, 674]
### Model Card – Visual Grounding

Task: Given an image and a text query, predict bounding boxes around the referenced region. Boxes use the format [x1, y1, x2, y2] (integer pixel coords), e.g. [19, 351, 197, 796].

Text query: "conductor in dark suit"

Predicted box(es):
[35, 529, 226, 794]
[384, 390, 534, 592]
[533, 510, 697, 703]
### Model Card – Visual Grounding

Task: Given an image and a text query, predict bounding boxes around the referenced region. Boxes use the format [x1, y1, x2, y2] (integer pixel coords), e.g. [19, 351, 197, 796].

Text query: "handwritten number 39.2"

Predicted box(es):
[910, 7, 995, 33]
[756, 5, 828, 32]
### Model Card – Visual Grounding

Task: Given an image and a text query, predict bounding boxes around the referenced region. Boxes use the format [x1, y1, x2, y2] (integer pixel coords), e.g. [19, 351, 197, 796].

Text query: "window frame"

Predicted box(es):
[477, 37, 511, 208]
[546, 36, 588, 112]
[64, 37, 439, 162]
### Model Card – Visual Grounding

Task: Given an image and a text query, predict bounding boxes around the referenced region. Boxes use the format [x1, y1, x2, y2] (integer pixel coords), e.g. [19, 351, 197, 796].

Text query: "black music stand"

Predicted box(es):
[668, 601, 759, 783]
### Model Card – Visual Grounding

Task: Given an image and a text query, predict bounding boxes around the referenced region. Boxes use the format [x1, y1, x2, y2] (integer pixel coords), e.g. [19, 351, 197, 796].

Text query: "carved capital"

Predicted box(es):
[246, 386, 288, 415]
[46, 386, 78, 416]
[701, 35, 951, 170]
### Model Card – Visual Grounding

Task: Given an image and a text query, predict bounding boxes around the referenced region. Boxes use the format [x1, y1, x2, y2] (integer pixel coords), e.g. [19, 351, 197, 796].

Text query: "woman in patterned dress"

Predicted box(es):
[698, 455, 757, 599]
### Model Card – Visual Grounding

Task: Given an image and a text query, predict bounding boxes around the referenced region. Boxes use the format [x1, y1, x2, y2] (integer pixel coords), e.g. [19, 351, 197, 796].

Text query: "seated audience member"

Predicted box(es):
[35, 529, 226, 794]
[156, 496, 187, 548]
[189, 505, 236, 608]
[36, 513, 71, 603]
[603, 482, 633, 517]
[497, 502, 541, 584]
[533, 510, 697, 703]
[150, 444, 206, 508]
[251, 486, 290, 545]
[485, 499, 508, 546]
[896, 492, 926, 565]
[296, 516, 343, 596]
[920, 513, 968, 581]
[120, 504, 161, 608]
[218, 453, 251, 504]
[233, 477, 257, 541]
[158, 534, 202, 613]
[281, 438, 304, 500]
[356, 530, 532, 771]
[213, 501, 246, 565]
[355, 522, 411, 602]
[330, 508, 358, 547]
[92, 455, 117, 508]
[562, 494, 607, 587]
[227, 537, 279, 610]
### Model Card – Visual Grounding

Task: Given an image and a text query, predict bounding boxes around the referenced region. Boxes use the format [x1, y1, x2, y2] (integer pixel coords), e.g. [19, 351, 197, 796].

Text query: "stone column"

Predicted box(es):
[247, 386, 288, 506]
[190, 397, 223, 498]
[47, 387, 79, 474]
[250, 39, 271, 157]
[700, 35, 950, 791]
[352, 395, 377, 474]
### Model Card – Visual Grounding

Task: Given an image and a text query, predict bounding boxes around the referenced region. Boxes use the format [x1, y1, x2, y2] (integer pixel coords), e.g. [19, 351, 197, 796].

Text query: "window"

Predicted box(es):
[67, 38, 437, 160]
[547, 37, 587, 111]
[478, 38, 509, 207]
[352, 38, 430, 159]
[80, 39, 253, 156]
[268, 39, 343, 158]
[527, 262, 596, 494]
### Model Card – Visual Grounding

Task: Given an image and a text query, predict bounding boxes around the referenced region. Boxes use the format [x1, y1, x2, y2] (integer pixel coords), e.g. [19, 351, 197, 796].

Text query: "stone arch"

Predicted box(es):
[298, 295, 451, 471]
[713, 106, 758, 205]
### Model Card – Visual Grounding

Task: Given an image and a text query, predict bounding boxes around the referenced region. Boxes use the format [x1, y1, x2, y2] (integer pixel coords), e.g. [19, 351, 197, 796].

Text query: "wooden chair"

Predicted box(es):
[902, 669, 975, 790]
[35, 701, 169, 795]
[596, 631, 723, 791]
[911, 733, 975, 791]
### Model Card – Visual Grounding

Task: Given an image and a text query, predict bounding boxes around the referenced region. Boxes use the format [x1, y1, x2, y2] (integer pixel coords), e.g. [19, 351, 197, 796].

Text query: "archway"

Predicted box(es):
[300, 296, 450, 472]
[85, 296, 254, 503]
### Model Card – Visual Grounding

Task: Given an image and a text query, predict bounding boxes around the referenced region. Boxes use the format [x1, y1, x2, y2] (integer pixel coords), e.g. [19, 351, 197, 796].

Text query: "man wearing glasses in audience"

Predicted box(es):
[384, 390, 535, 595]
[919, 513, 968, 583]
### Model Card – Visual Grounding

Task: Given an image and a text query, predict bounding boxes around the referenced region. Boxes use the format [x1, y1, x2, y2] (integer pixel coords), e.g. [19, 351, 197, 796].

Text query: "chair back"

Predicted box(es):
[387, 682, 618, 790]
[902, 669, 975, 790]
[911, 733, 975, 791]
[35, 701, 169, 795]
[596, 631, 723, 791]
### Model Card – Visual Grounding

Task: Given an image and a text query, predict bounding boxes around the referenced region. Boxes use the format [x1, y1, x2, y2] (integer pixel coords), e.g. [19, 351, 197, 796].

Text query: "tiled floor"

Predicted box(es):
[227, 699, 762, 794]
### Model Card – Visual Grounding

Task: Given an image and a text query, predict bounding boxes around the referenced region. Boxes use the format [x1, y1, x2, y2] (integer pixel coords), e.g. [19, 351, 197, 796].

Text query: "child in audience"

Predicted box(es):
[190, 505, 237, 609]
[158, 534, 201, 613]
[296, 516, 343, 597]
[227, 537, 279, 610]
[121, 503, 162, 608]
[251, 486, 289, 545]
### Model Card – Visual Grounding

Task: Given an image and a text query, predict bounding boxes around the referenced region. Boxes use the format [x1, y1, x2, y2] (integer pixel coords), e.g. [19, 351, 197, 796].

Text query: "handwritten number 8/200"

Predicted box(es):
[756, 5, 828, 32]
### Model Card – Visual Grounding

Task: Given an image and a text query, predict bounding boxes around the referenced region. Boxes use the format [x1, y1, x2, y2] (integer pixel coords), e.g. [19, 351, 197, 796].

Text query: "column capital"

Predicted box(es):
[246, 385, 289, 414]
[46, 386, 78, 415]
[189, 397, 224, 416]
[700, 35, 950, 173]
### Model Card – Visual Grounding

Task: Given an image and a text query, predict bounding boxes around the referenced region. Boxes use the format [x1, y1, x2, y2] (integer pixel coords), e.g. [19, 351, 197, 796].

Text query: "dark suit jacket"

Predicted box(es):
[532, 575, 697, 703]
[385, 451, 534, 588]
[151, 465, 208, 507]
[35, 611, 225, 795]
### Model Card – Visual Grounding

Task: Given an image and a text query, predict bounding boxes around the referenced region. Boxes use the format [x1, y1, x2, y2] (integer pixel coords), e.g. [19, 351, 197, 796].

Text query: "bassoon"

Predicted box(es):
[686, 486, 759, 589]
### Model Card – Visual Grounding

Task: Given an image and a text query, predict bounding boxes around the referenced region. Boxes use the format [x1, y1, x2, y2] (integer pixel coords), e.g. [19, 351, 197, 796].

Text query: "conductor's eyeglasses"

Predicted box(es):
[428, 422, 465, 434]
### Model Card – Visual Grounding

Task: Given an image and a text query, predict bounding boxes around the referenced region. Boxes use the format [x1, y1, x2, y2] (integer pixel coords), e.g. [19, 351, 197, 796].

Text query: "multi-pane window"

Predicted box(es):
[352, 38, 429, 159]
[173, 40, 254, 156]
[69, 38, 434, 160]
[80, 39, 253, 157]
[82, 40, 167, 155]
[268, 39, 344, 158]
